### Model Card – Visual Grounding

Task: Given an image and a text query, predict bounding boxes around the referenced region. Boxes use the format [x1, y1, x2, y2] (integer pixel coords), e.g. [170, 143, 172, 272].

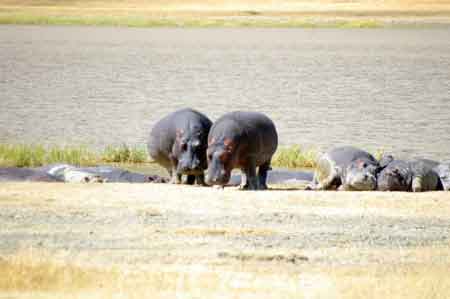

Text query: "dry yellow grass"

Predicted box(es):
[1, 248, 450, 299]
[1, 0, 450, 27]
[1, 183, 450, 298]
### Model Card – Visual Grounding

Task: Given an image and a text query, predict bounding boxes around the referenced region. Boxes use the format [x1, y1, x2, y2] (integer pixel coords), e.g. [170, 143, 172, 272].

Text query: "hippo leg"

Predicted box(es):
[307, 172, 339, 191]
[258, 162, 271, 190]
[239, 170, 248, 189]
[241, 158, 259, 190]
[168, 156, 182, 184]
[412, 176, 423, 192]
[195, 174, 206, 186]
[169, 167, 182, 184]
[184, 175, 195, 185]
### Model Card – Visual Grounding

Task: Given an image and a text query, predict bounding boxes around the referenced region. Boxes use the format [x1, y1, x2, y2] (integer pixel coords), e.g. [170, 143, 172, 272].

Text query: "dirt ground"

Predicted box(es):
[0, 182, 450, 298]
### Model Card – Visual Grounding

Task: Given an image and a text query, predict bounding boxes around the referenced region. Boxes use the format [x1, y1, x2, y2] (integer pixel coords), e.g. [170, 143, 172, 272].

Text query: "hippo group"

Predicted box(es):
[2, 108, 449, 193]
[148, 109, 279, 190]
[147, 108, 449, 192]
[306, 146, 449, 192]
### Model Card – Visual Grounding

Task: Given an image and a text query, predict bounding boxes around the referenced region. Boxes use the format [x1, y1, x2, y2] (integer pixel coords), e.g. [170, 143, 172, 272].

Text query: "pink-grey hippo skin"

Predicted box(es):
[434, 162, 450, 191]
[205, 111, 278, 190]
[306, 146, 380, 191]
[147, 108, 212, 185]
[377, 158, 442, 192]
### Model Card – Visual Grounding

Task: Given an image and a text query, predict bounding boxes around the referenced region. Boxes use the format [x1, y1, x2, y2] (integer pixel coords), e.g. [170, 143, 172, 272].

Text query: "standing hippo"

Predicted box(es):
[306, 146, 379, 191]
[377, 158, 442, 192]
[148, 108, 212, 185]
[434, 162, 450, 191]
[205, 111, 278, 190]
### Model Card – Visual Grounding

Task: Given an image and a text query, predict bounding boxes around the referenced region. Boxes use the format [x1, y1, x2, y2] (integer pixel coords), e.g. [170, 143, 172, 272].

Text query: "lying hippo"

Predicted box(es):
[37, 164, 104, 183]
[37, 164, 168, 183]
[377, 158, 442, 192]
[434, 162, 450, 191]
[0, 168, 59, 182]
[148, 108, 212, 185]
[205, 111, 278, 190]
[306, 146, 379, 191]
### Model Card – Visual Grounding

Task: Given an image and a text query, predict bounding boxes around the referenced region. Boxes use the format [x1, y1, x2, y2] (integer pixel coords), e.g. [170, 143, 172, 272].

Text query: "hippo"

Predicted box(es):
[205, 111, 278, 190]
[377, 158, 442, 192]
[0, 167, 59, 182]
[79, 166, 168, 183]
[434, 162, 450, 191]
[37, 164, 168, 183]
[37, 164, 105, 183]
[306, 146, 379, 191]
[148, 108, 212, 185]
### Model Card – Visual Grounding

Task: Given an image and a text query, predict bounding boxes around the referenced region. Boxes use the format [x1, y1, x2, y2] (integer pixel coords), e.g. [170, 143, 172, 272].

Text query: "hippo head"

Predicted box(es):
[343, 159, 378, 191]
[205, 137, 236, 186]
[434, 162, 450, 191]
[172, 128, 208, 175]
[377, 160, 412, 191]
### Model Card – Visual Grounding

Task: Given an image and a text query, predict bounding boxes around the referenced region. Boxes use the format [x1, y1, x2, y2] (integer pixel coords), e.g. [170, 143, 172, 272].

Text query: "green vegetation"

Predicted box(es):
[0, 144, 148, 167]
[102, 144, 148, 164]
[0, 143, 391, 170]
[271, 145, 318, 169]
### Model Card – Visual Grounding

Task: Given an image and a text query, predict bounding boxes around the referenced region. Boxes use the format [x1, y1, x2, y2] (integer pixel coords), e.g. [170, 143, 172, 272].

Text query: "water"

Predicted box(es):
[1, 25, 449, 159]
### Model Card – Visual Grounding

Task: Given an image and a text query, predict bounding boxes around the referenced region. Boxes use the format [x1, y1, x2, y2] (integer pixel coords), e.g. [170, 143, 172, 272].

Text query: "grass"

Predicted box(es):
[0, 14, 386, 28]
[272, 145, 319, 169]
[0, 0, 449, 28]
[0, 248, 450, 299]
[0, 143, 389, 170]
[0, 143, 148, 167]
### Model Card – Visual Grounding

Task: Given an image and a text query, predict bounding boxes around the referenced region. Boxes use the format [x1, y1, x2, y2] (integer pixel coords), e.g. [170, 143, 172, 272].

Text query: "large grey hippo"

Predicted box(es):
[434, 162, 450, 191]
[306, 146, 379, 191]
[148, 108, 212, 185]
[377, 158, 442, 192]
[205, 111, 278, 190]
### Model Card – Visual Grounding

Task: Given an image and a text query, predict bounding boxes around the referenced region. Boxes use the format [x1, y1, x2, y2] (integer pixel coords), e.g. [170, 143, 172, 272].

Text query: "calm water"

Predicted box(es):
[1, 26, 449, 159]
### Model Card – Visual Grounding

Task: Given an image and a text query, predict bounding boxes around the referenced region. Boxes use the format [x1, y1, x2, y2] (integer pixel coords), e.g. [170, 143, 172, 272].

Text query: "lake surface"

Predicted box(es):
[1, 26, 449, 159]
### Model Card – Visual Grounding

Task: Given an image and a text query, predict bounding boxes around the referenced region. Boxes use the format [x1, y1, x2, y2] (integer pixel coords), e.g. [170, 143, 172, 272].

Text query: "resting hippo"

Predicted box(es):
[79, 166, 168, 183]
[306, 146, 379, 191]
[37, 164, 168, 183]
[377, 158, 441, 192]
[0, 168, 59, 182]
[205, 111, 278, 190]
[37, 164, 105, 183]
[434, 162, 450, 191]
[148, 108, 212, 185]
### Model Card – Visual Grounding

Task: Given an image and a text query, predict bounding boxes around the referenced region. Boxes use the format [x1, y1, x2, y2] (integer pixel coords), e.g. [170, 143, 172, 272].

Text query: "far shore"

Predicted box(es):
[1, 0, 450, 28]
